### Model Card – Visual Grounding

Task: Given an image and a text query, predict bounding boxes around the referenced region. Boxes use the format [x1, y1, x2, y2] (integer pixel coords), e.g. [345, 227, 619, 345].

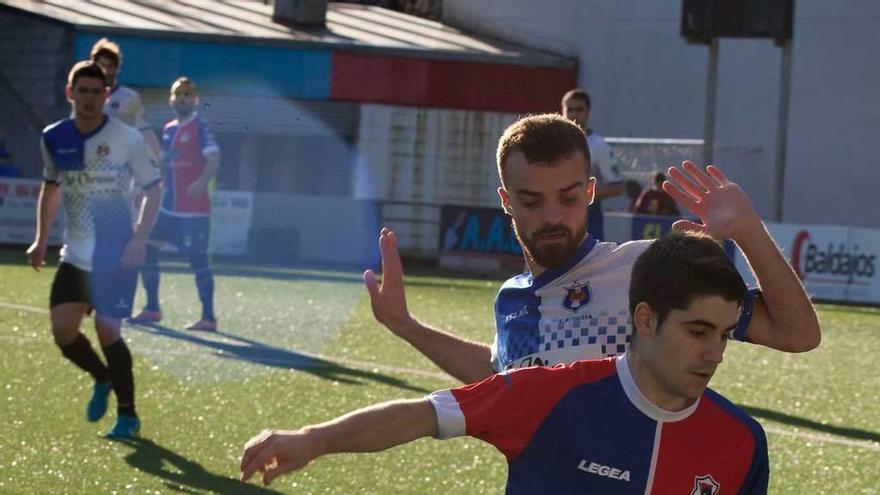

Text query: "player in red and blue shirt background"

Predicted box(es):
[130, 77, 221, 331]
[239, 232, 769, 494]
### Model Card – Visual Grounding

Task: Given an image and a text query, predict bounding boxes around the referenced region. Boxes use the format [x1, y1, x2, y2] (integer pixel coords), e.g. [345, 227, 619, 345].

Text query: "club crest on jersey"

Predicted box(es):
[180, 132, 190, 143]
[97, 143, 110, 157]
[692, 475, 720, 495]
[563, 281, 591, 312]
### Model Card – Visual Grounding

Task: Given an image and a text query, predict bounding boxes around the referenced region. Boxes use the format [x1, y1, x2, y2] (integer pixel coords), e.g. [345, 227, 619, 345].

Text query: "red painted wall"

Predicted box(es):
[331, 52, 576, 114]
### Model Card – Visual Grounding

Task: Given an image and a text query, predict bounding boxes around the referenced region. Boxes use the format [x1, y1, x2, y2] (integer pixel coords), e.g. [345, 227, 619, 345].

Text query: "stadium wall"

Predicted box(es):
[0, 8, 72, 177]
[443, 0, 880, 230]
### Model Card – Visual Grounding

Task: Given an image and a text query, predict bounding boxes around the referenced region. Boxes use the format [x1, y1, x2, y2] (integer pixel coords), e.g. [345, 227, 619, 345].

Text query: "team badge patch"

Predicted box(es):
[97, 143, 110, 157]
[180, 132, 190, 143]
[562, 281, 591, 312]
[692, 474, 720, 495]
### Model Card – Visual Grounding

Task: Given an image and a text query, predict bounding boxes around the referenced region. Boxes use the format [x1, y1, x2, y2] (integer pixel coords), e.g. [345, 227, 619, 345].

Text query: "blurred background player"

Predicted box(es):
[130, 77, 220, 331]
[89, 38, 161, 160]
[240, 232, 768, 494]
[26, 61, 161, 438]
[561, 88, 624, 241]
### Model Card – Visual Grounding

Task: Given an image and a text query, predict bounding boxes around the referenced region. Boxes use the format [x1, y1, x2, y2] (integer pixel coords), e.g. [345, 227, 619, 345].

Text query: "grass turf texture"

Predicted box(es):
[0, 249, 878, 494]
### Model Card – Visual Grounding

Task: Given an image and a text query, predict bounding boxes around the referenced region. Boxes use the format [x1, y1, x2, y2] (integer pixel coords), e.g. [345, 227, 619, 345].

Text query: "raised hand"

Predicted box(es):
[363, 228, 414, 334]
[663, 160, 761, 241]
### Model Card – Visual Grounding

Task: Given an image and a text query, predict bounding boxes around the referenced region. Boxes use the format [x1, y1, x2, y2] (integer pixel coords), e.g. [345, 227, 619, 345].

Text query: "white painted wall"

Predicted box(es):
[444, 0, 880, 228]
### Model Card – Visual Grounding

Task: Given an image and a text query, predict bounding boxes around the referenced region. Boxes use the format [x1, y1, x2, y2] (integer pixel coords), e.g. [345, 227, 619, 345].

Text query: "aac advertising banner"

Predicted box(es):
[437, 205, 523, 274]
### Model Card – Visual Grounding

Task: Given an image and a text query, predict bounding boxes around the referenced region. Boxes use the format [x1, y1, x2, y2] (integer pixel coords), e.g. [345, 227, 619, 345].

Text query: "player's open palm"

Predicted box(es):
[663, 160, 760, 241]
[363, 228, 413, 334]
[240, 429, 315, 486]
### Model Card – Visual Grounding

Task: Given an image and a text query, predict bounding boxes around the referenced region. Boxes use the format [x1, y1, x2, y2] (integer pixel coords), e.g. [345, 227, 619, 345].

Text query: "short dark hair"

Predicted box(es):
[67, 60, 108, 88]
[629, 231, 746, 328]
[496, 113, 591, 188]
[562, 88, 591, 109]
[90, 38, 122, 67]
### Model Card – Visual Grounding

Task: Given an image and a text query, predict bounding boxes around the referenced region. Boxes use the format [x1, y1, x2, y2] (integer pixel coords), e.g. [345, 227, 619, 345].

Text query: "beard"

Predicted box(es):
[173, 102, 195, 118]
[515, 221, 587, 270]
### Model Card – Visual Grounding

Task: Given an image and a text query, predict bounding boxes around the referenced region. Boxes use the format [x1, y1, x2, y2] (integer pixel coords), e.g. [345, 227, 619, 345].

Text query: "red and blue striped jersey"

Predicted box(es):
[160, 113, 219, 216]
[429, 355, 769, 494]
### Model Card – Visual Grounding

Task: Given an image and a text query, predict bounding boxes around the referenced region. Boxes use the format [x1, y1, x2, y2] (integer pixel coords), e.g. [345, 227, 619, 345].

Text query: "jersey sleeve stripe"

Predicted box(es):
[427, 390, 466, 439]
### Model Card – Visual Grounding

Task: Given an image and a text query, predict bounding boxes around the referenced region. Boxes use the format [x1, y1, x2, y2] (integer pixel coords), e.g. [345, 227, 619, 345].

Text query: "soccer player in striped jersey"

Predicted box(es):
[240, 232, 768, 494]
[363, 114, 820, 385]
[26, 61, 161, 438]
[89, 38, 161, 161]
[129, 77, 221, 331]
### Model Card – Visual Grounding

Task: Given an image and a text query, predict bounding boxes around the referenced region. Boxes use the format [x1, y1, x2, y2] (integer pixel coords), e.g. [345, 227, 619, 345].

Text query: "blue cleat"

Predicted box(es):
[87, 382, 112, 422]
[105, 414, 141, 438]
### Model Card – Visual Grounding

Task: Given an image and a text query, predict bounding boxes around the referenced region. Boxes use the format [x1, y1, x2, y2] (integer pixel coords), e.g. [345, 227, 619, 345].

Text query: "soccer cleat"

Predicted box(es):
[105, 414, 141, 438]
[87, 382, 112, 422]
[185, 319, 217, 332]
[128, 309, 162, 324]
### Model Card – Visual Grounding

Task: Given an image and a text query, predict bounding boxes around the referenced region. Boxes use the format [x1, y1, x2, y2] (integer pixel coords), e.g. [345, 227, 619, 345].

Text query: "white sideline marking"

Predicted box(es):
[3, 300, 879, 453]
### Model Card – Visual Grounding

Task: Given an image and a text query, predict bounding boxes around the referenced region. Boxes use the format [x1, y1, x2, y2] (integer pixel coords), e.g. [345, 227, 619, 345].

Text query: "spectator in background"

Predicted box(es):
[0, 144, 22, 177]
[636, 172, 680, 217]
[90, 38, 161, 161]
[561, 88, 624, 240]
[625, 179, 643, 212]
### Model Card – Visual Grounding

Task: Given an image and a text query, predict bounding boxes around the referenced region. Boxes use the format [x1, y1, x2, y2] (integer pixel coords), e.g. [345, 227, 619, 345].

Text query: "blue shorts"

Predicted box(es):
[150, 211, 210, 254]
[50, 263, 137, 319]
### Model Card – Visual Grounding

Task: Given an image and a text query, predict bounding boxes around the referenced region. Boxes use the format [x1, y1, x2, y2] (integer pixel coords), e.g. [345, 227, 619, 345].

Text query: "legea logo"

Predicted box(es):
[790, 230, 876, 284]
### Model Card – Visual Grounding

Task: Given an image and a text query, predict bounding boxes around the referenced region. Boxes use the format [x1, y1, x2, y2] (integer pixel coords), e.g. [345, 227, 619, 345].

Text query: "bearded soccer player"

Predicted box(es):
[89, 38, 161, 160]
[27, 61, 161, 438]
[363, 114, 819, 385]
[241, 232, 769, 494]
[129, 77, 220, 331]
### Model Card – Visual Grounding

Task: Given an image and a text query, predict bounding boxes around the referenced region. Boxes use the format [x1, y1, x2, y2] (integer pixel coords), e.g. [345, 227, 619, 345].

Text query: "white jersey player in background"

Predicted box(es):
[363, 113, 820, 384]
[562, 88, 624, 240]
[90, 38, 161, 161]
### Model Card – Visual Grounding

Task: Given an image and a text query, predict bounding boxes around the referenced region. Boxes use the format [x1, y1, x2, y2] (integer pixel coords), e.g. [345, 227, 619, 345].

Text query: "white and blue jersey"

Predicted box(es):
[105, 85, 150, 131]
[41, 116, 161, 272]
[492, 235, 757, 371]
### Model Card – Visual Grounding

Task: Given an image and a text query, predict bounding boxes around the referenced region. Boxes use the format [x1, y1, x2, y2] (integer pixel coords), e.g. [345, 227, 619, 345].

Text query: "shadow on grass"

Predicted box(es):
[127, 322, 430, 394]
[112, 437, 285, 495]
[740, 404, 880, 444]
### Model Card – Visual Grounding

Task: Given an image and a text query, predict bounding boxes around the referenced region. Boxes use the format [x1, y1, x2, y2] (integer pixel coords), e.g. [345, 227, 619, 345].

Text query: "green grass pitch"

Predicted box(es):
[0, 250, 878, 494]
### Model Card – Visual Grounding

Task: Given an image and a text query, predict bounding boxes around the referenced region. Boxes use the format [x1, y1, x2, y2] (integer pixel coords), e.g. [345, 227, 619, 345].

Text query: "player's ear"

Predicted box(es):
[633, 302, 657, 338]
[498, 187, 512, 215]
[65, 85, 73, 101]
[587, 177, 596, 206]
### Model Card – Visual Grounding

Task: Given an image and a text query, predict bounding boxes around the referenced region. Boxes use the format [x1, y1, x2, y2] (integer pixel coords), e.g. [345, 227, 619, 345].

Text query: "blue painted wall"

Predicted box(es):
[74, 33, 332, 99]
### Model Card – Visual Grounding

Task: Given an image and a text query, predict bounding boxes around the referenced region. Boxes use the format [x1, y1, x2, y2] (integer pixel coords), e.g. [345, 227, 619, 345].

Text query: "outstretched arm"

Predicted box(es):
[664, 161, 820, 352]
[240, 399, 436, 486]
[364, 228, 495, 383]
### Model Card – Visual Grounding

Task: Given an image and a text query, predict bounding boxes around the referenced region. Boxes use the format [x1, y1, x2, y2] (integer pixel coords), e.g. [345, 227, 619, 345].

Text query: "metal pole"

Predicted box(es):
[774, 40, 793, 222]
[703, 38, 719, 166]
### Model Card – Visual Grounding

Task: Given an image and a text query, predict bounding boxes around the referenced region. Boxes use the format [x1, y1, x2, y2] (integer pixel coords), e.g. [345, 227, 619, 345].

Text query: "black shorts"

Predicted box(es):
[150, 211, 210, 254]
[50, 263, 137, 319]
